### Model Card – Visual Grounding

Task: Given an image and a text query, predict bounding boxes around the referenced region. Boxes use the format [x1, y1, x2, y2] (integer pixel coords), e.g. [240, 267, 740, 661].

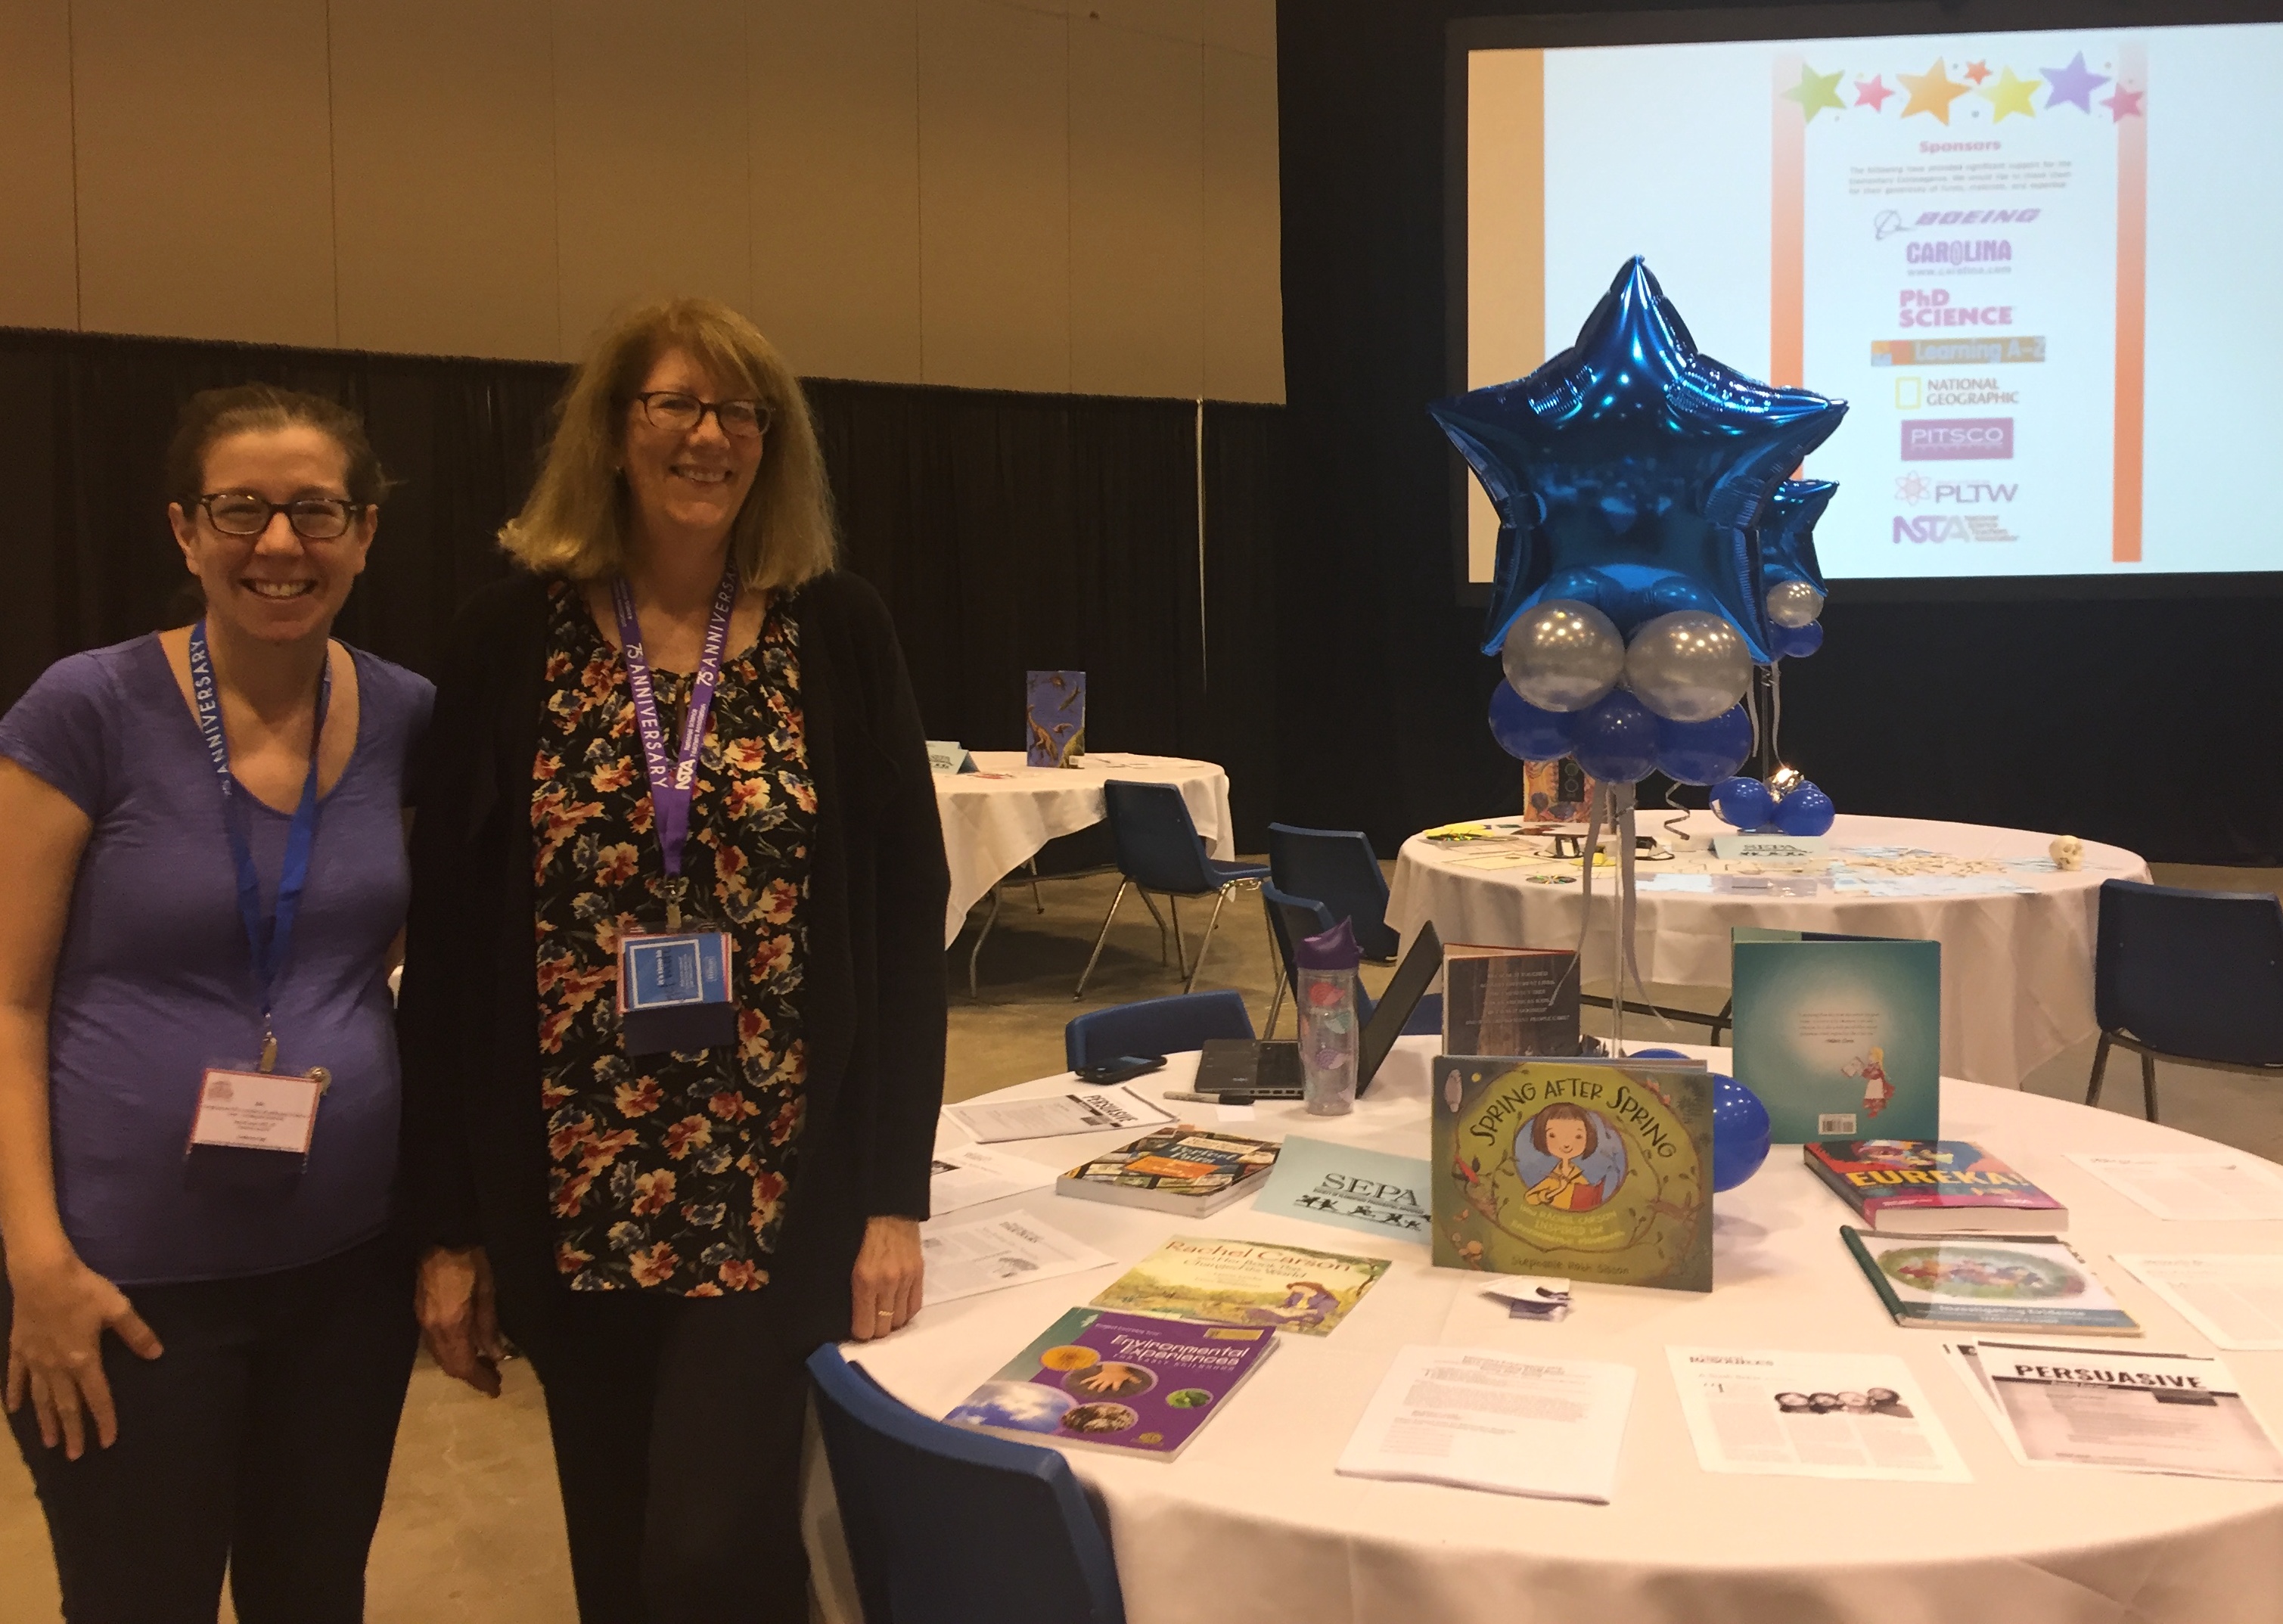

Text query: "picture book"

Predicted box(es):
[1088, 1234, 1390, 1336]
[1025, 670, 1086, 767]
[943, 1306, 1275, 1458]
[1806, 1140, 2066, 1234]
[1521, 759, 1593, 825]
[1431, 1056, 1713, 1292]
[1441, 944, 1581, 1058]
[1424, 1055, 1716, 1297]
[1250, 1135, 1432, 1242]
[1729, 928, 1941, 1144]
[1055, 1126, 1280, 1216]
[1842, 1228, 2139, 1335]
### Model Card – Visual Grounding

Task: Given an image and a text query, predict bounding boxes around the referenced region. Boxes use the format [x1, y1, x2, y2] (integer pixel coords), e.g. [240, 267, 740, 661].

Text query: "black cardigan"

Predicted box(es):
[396, 569, 949, 1350]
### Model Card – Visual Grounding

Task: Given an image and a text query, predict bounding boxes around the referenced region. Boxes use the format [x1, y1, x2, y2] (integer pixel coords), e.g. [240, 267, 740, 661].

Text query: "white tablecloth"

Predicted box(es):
[807, 1039, 2283, 1624]
[933, 751, 1235, 947]
[1386, 812, 2151, 1086]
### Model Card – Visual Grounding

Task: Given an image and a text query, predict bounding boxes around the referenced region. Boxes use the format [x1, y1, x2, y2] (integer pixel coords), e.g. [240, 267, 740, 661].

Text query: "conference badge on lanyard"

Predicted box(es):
[183, 620, 333, 1163]
[613, 570, 740, 1058]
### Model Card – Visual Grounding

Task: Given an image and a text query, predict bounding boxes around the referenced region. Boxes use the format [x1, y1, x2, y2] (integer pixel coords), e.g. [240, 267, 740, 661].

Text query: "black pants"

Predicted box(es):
[517, 1287, 815, 1623]
[2, 1233, 417, 1624]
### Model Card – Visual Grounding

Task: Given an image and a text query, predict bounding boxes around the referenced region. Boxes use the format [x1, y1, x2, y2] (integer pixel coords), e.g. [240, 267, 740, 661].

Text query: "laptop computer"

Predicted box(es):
[1193, 921, 1443, 1100]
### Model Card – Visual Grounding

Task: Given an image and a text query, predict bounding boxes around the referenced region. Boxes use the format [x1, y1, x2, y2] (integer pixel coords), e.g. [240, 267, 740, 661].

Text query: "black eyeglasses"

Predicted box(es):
[197, 492, 360, 540]
[631, 391, 772, 439]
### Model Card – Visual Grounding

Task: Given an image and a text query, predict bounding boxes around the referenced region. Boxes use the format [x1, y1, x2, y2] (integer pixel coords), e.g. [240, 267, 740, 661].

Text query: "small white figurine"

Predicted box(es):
[2049, 834, 2084, 872]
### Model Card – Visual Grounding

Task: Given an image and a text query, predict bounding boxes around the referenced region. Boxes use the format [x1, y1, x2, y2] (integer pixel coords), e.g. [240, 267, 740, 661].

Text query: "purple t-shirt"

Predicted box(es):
[0, 635, 433, 1284]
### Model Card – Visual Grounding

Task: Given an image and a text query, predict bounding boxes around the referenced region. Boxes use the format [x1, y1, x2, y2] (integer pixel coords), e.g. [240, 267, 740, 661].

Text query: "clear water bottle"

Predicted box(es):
[1296, 918, 1362, 1116]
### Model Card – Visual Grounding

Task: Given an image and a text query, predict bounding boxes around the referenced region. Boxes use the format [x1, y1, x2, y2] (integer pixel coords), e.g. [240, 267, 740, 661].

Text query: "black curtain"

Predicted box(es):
[1275, 0, 2283, 865]
[0, 328, 1280, 849]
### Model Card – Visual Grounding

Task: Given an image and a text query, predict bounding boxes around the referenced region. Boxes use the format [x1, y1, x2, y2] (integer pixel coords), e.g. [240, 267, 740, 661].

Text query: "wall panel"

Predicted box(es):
[0, 0, 78, 330]
[1204, 41, 1284, 403]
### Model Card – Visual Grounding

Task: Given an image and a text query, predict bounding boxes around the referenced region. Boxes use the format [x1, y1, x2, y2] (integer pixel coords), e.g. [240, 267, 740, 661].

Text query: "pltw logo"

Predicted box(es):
[1901, 418, 2013, 461]
[1895, 474, 2018, 505]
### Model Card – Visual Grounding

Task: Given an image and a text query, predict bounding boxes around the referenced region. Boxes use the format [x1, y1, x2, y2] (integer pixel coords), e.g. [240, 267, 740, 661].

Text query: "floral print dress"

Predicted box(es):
[530, 580, 815, 1293]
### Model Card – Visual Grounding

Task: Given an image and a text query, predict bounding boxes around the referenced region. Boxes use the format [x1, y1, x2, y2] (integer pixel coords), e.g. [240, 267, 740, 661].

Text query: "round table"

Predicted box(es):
[805, 1039, 2283, 1624]
[1386, 812, 2150, 1085]
[933, 751, 1235, 948]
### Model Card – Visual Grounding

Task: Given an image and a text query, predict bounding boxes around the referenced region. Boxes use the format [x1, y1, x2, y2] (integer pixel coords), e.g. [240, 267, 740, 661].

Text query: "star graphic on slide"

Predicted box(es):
[1853, 75, 1893, 111]
[2039, 50, 2110, 112]
[1963, 60, 1992, 85]
[1897, 59, 1973, 123]
[2103, 83, 2146, 121]
[1782, 63, 1847, 122]
[1979, 67, 2041, 123]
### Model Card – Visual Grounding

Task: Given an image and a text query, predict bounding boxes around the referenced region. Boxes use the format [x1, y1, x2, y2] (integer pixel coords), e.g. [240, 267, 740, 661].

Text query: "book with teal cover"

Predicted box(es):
[1025, 671, 1086, 767]
[1730, 929, 1940, 1146]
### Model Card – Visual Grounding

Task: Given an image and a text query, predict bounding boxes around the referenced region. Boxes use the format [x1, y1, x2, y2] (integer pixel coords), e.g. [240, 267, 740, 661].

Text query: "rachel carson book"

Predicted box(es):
[1432, 1057, 1713, 1292]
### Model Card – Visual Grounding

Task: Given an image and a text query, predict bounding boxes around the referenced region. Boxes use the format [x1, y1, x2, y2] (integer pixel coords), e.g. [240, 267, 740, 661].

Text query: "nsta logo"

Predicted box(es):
[1893, 514, 2019, 543]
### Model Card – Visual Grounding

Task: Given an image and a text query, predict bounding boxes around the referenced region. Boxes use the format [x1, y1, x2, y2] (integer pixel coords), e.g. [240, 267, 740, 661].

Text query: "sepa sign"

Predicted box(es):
[1899, 418, 2013, 461]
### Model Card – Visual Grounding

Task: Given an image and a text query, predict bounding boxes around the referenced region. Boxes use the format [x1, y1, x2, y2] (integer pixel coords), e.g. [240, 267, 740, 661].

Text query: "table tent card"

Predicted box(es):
[924, 740, 977, 774]
[1024, 670, 1086, 767]
[1729, 928, 1940, 1144]
[1251, 1135, 1433, 1242]
[1431, 1057, 1713, 1292]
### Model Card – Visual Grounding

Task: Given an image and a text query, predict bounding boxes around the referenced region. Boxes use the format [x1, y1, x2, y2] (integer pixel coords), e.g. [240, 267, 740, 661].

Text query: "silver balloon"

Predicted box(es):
[1499, 599, 1624, 713]
[1766, 579, 1825, 628]
[1623, 611, 1751, 723]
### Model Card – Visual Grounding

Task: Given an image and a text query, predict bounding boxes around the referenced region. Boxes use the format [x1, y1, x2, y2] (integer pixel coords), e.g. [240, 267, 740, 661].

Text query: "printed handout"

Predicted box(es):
[1666, 1347, 1970, 1483]
[1250, 1135, 1433, 1243]
[1946, 1339, 2283, 1482]
[945, 1087, 1173, 1144]
[927, 1144, 1063, 1216]
[2066, 1152, 2283, 1222]
[1337, 1346, 1635, 1504]
[918, 1211, 1115, 1303]
[2113, 1254, 2283, 1350]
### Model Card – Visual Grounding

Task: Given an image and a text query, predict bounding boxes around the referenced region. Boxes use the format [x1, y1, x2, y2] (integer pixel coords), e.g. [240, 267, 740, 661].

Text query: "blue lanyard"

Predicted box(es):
[611, 569, 737, 916]
[188, 620, 331, 1061]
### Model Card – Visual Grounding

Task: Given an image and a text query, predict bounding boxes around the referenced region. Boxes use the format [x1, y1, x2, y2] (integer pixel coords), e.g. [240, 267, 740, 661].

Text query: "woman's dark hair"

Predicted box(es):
[1527, 1101, 1600, 1159]
[164, 383, 388, 512]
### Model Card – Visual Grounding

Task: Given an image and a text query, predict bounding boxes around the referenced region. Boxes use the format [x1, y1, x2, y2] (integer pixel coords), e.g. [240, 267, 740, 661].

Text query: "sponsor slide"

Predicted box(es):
[1465, 24, 2283, 580]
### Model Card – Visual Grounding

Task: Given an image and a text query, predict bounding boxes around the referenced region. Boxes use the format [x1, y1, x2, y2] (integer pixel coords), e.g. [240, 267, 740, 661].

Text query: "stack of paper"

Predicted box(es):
[918, 1211, 1114, 1303]
[946, 1088, 1172, 1144]
[1666, 1347, 1970, 1482]
[2066, 1153, 2283, 1222]
[1338, 1346, 1634, 1502]
[2113, 1254, 2283, 1349]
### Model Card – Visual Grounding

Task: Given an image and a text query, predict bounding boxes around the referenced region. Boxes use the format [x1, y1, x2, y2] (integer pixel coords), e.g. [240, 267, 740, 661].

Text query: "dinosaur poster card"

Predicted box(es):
[1432, 1057, 1713, 1292]
[1025, 670, 1086, 767]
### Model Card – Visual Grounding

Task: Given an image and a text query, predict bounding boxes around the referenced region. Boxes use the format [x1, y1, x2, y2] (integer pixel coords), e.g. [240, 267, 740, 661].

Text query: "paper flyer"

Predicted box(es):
[1339, 1346, 1634, 1503]
[2064, 1152, 2283, 1222]
[2111, 1255, 2283, 1351]
[1667, 1346, 1971, 1481]
[1946, 1338, 2283, 1480]
[918, 1211, 1115, 1303]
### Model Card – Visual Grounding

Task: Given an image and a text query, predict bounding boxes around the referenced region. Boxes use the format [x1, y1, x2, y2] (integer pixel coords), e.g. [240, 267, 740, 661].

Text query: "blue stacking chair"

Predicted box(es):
[1267, 823, 1401, 961]
[807, 1346, 1126, 1624]
[1075, 781, 1269, 998]
[1065, 989, 1255, 1070]
[2089, 879, 2283, 1123]
[1260, 883, 1443, 1042]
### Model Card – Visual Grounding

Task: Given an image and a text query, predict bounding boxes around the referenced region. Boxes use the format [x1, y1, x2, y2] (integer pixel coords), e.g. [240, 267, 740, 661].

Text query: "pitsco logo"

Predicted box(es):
[1875, 207, 2040, 240]
[1906, 240, 2011, 265]
[1898, 289, 2011, 328]
[1893, 514, 2019, 543]
[1895, 474, 2017, 505]
[1901, 418, 2013, 461]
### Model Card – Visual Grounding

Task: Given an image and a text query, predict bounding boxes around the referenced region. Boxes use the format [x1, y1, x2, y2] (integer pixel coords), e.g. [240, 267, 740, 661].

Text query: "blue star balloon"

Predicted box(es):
[1758, 478, 1834, 598]
[1432, 258, 1846, 664]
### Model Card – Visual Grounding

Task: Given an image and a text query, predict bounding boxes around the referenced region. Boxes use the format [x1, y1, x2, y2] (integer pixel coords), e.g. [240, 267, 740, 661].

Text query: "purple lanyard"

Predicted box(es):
[611, 567, 738, 905]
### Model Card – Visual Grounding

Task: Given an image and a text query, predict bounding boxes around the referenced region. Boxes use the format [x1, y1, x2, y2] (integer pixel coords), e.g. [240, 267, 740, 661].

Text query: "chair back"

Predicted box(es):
[1103, 781, 1216, 895]
[807, 1346, 1126, 1624]
[1066, 989, 1256, 1070]
[2095, 879, 2283, 1065]
[1268, 823, 1399, 959]
[1260, 882, 1337, 992]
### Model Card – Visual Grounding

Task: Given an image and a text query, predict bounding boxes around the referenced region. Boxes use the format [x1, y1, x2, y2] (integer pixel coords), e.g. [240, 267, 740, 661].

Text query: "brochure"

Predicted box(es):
[1945, 1339, 2283, 1481]
[1055, 1126, 1281, 1216]
[945, 1306, 1273, 1458]
[1806, 1140, 2065, 1234]
[2111, 1254, 2283, 1350]
[2064, 1152, 2283, 1222]
[1088, 1234, 1389, 1337]
[1729, 928, 1941, 1144]
[1440, 944, 1581, 1057]
[1250, 1135, 1433, 1242]
[1841, 1228, 2139, 1335]
[1666, 1346, 1971, 1482]
[917, 1211, 1116, 1303]
[927, 1144, 1061, 1216]
[1337, 1346, 1634, 1504]
[1431, 1056, 1713, 1292]
[945, 1087, 1173, 1144]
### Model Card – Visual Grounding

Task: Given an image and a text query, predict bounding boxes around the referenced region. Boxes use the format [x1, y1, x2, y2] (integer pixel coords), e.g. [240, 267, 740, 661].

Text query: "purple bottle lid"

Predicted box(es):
[1296, 917, 1360, 973]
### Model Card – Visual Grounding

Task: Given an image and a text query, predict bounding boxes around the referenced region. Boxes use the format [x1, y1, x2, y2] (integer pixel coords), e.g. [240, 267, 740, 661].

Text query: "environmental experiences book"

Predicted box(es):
[1089, 1234, 1390, 1336]
[1055, 1126, 1281, 1216]
[943, 1306, 1275, 1458]
[1842, 1228, 2139, 1335]
[1431, 1056, 1713, 1292]
[1806, 1140, 2066, 1234]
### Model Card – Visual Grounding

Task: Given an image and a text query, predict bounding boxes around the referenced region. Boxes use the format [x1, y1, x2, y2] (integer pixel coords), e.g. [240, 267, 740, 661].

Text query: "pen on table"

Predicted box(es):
[1163, 1089, 1256, 1104]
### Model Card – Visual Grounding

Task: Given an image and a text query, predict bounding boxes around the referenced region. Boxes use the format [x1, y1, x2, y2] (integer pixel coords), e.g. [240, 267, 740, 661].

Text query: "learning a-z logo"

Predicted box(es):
[1893, 514, 2019, 543]
[1901, 418, 2013, 461]
[1895, 474, 2017, 505]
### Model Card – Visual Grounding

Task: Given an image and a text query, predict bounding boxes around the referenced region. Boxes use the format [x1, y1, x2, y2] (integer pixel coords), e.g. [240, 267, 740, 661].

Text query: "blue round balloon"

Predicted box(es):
[1654, 704, 1753, 787]
[1637, 573, 1722, 622]
[1570, 690, 1659, 783]
[1771, 780, 1836, 837]
[1712, 1073, 1772, 1191]
[1710, 775, 1773, 830]
[1488, 682, 1575, 762]
[1772, 619, 1825, 660]
[1536, 567, 1626, 626]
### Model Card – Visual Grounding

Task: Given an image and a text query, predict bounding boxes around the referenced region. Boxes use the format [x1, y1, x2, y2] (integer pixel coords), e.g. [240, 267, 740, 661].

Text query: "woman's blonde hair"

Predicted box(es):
[500, 297, 835, 592]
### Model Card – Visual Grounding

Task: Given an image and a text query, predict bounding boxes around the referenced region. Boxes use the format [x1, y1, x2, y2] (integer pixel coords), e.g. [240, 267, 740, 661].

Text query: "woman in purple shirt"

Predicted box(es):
[0, 384, 433, 1622]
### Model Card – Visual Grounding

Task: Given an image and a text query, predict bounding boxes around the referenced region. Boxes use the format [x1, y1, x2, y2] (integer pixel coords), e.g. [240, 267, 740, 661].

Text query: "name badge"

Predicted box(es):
[619, 929, 738, 1056]
[191, 1066, 325, 1155]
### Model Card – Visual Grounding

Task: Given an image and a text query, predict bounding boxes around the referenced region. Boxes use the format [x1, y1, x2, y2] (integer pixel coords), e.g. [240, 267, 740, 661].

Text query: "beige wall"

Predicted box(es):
[0, 0, 1282, 402]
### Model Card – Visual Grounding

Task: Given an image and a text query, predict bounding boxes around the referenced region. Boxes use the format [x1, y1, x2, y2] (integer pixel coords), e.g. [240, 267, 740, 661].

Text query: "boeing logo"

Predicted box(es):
[1875, 207, 2042, 239]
